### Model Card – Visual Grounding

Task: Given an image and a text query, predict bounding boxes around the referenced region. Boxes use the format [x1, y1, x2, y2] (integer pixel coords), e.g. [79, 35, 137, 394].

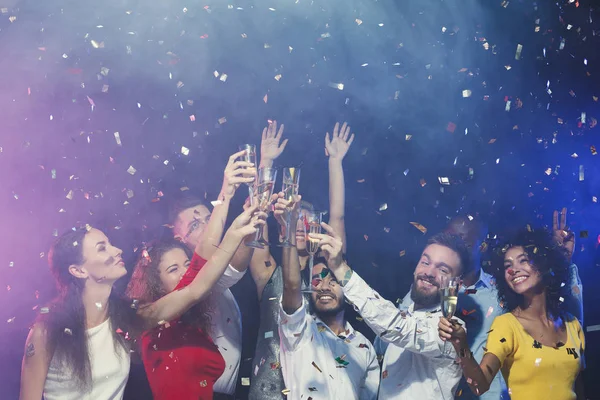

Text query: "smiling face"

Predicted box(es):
[71, 228, 126, 284]
[310, 263, 345, 317]
[503, 246, 543, 295]
[157, 247, 191, 293]
[173, 204, 212, 250]
[411, 243, 462, 308]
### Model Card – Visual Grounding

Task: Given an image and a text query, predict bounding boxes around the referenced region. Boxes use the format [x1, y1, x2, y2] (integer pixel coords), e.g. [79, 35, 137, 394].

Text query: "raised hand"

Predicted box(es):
[260, 120, 288, 167]
[309, 222, 344, 270]
[553, 207, 575, 261]
[273, 193, 302, 227]
[325, 122, 354, 161]
[228, 205, 268, 239]
[220, 150, 256, 201]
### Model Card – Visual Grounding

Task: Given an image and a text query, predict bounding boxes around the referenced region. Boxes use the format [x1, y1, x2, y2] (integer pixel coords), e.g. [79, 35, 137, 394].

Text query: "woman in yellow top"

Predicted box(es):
[439, 227, 585, 400]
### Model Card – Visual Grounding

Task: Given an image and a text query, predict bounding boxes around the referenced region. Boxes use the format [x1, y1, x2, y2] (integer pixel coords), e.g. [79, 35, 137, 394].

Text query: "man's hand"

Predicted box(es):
[309, 222, 344, 270]
[325, 122, 354, 161]
[220, 150, 256, 201]
[227, 205, 267, 240]
[260, 120, 288, 167]
[553, 207, 575, 262]
[438, 317, 467, 348]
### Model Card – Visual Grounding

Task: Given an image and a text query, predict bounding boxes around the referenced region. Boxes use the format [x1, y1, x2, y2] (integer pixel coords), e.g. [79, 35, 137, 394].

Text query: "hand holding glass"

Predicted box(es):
[245, 167, 277, 249]
[239, 144, 257, 204]
[279, 168, 301, 247]
[440, 276, 460, 354]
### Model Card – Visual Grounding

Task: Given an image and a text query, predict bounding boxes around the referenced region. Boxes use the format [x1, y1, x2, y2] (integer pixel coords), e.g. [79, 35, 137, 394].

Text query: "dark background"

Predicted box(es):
[1, 0, 599, 398]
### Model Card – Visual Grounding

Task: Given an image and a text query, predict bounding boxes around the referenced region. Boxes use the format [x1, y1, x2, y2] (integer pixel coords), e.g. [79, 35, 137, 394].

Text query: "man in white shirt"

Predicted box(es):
[311, 225, 470, 400]
[278, 217, 379, 400]
[170, 150, 257, 398]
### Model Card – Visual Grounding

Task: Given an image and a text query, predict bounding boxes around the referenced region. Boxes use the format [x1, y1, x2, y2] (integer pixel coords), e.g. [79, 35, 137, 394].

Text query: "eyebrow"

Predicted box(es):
[505, 253, 527, 263]
[422, 253, 453, 271]
[95, 241, 107, 247]
[421, 253, 431, 260]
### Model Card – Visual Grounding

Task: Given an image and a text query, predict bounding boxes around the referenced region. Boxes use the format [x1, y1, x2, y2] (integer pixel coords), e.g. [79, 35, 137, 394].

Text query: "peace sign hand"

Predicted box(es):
[325, 122, 355, 161]
[553, 207, 575, 262]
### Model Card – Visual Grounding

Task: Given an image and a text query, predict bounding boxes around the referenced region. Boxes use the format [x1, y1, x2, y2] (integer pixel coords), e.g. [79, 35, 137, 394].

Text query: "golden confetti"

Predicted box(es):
[409, 222, 427, 234]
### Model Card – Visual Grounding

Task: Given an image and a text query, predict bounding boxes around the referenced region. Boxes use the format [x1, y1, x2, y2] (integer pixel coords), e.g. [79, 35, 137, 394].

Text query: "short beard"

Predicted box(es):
[309, 296, 345, 319]
[410, 285, 440, 308]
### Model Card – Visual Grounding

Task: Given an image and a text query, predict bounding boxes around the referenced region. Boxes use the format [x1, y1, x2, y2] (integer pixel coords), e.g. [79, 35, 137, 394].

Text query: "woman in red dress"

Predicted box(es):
[127, 203, 265, 399]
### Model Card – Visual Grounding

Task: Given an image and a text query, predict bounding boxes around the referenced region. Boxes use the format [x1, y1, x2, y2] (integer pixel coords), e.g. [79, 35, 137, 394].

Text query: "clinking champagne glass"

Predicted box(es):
[245, 167, 277, 249]
[440, 276, 460, 354]
[304, 210, 324, 282]
[239, 144, 257, 205]
[278, 168, 301, 247]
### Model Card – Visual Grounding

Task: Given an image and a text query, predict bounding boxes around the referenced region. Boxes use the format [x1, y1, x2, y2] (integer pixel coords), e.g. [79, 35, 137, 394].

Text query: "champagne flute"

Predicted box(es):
[239, 144, 257, 205]
[304, 210, 324, 281]
[278, 168, 301, 247]
[245, 167, 277, 249]
[440, 276, 460, 354]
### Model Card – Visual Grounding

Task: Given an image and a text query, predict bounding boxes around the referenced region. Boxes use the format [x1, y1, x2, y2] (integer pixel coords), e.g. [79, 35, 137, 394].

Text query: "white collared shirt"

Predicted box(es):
[278, 298, 380, 400]
[210, 265, 246, 395]
[343, 271, 464, 400]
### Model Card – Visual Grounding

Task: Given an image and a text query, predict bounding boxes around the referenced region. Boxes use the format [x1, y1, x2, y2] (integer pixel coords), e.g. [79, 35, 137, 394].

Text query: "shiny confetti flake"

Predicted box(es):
[181, 146, 190, 156]
[114, 132, 122, 146]
[515, 44, 523, 60]
[127, 166, 137, 175]
[409, 222, 427, 234]
[328, 82, 344, 90]
[462, 90, 472, 98]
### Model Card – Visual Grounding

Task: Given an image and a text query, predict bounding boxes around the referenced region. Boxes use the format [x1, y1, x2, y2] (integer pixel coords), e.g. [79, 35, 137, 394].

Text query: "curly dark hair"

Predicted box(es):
[126, 239, 212, 333]
[490, 227, 571, 320]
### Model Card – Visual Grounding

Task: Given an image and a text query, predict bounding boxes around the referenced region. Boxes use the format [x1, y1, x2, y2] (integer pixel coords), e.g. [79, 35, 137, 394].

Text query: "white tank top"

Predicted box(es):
[43, 318, 130, 400]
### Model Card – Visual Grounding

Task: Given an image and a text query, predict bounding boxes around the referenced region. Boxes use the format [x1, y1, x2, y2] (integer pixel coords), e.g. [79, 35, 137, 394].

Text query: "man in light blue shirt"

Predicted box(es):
[375, 213, 583, 400]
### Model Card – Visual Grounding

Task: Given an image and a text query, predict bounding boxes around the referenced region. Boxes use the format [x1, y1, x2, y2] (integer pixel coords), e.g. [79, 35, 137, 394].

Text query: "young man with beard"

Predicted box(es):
[310, 224, 470, 400]
[278, 204, 379, 400]
[247, 121, 354, 399]
[169, 150, 256, 399]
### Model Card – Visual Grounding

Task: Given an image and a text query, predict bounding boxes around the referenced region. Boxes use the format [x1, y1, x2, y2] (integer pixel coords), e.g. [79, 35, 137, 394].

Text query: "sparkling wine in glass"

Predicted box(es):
[279, 168, 301, 248]
[440, 276, 460, 353]
[304, 210, 324, 279]
[245, 167, 277, 249]
[239, 144, 257, 204]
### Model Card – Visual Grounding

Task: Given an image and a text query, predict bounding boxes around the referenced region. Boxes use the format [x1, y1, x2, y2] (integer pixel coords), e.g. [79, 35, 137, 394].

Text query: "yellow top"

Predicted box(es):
[485, 313, 585, 400]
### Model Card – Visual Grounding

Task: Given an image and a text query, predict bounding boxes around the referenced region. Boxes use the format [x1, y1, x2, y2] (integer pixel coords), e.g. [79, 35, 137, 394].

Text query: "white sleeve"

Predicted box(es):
[211, 264, 246, 295]
[359, 343, 381, 400]
[278, 297, 312, 352]
[343, 271, 463, 359]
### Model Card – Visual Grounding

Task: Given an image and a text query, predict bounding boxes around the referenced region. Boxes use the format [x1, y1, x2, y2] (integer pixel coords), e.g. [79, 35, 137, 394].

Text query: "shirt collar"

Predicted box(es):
[314, 316, 356, 340]
[473, 269, 494, 289]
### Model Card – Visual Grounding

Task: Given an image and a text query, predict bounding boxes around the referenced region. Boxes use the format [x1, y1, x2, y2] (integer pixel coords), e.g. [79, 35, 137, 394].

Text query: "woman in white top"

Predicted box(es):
[19, 205, 265, 400]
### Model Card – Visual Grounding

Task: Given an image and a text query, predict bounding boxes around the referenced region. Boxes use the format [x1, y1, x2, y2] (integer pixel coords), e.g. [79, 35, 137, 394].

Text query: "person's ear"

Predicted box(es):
[68, 264, 88, 280]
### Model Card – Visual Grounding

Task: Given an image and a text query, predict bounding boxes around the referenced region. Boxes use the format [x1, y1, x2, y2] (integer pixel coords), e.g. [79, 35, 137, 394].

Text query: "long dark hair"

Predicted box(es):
[41, 228, 139, 391]
[491, 227, 571, 320]
[126, 239, 212, 333]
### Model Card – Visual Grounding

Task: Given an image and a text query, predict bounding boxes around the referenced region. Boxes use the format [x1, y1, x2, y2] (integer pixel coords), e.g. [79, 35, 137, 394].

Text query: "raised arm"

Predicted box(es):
[553, 208, 584, 324]
[325, 122, 354, 253]
[249, 121, 288, 299]
[195, 150, 255, 261]
[311, 223, 461, 359]
[138, 207, 266, 327]
[276, 196, 303, 314]
[19, 324, 51, 400]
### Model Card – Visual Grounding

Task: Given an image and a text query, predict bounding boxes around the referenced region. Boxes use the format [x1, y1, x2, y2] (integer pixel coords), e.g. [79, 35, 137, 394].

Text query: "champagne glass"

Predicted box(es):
[245, 167, 277, 249]
[239, 144, 257, 205]
[304, 210, 324, 281]
[440, 276, 460, 354]
[278, 168, 301, 247]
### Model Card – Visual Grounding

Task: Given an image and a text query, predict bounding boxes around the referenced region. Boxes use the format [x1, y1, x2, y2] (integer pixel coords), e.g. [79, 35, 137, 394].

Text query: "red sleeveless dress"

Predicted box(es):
[141, 253, 225, 400]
